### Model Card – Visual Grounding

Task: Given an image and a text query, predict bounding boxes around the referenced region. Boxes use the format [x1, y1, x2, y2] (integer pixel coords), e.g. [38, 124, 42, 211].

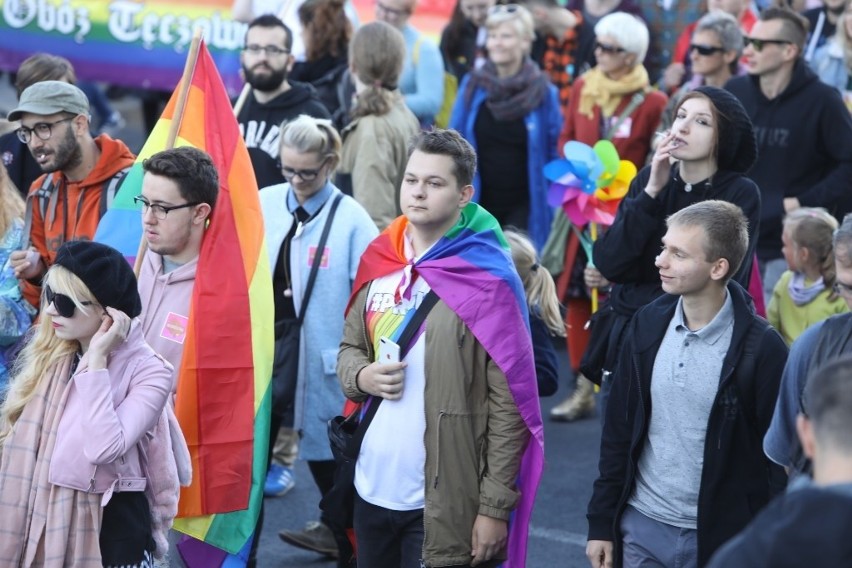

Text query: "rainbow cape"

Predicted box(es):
[95, 40, 273, 561]
[349, 203, 544, 568]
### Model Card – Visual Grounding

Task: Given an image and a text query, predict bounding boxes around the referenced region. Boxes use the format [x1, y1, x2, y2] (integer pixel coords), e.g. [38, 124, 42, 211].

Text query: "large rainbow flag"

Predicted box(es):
[0, 0, 245, 95]
[94, 39, 273, 559]
[348, 204, 545, 568]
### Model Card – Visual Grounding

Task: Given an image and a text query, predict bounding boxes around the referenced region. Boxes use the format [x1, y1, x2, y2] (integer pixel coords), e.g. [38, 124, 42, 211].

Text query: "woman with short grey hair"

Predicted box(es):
[658, 11, 744, 133]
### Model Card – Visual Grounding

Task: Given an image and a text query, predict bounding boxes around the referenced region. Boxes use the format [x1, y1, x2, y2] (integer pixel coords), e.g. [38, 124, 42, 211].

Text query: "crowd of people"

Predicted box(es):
[2, 0, 852, 566]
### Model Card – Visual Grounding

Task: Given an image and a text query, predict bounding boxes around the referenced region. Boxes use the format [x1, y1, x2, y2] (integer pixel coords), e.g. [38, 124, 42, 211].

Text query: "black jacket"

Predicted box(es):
[594, 165, 761, 317]
[587, 282, 788, 567]
[236, 82, 331, 189]
[726, 60, 852, 261]
[707, 485, 852, 568]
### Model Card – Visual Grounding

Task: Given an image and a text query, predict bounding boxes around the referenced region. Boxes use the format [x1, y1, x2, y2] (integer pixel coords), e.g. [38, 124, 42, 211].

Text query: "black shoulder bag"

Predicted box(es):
[320, 290, 439, 536]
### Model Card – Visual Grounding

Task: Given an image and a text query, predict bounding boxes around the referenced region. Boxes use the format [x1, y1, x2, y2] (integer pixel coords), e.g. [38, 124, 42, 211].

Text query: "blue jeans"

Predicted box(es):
[620, 506, 698, 568]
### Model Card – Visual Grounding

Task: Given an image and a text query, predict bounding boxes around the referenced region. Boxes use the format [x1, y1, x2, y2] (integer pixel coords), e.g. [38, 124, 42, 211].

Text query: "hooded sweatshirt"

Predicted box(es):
[137, 253, 198, 385]
[237, 82, 331, 190]
[726, 61, 852, 261]
[23, 134, 135, 307]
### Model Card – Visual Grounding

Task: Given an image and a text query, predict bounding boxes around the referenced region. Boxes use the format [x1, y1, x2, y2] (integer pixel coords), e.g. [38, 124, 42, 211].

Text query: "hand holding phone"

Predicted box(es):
[378, 337, 401, 363]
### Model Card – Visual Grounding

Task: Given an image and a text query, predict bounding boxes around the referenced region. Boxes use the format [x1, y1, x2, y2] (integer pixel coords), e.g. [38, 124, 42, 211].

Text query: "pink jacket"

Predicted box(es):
[49, 321, 173, 497]
[137, 253, 197, 378]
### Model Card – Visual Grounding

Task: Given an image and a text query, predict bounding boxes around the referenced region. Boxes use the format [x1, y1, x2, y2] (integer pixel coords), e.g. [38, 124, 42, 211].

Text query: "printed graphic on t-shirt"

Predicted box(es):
[307, 245, 330, 268]
[160, 312, 189, 344]
[366, 287, 428, 357]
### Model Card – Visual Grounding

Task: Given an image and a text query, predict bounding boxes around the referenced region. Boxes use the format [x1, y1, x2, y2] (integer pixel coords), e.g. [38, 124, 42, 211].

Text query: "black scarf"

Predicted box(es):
[465, 57, 549, 121]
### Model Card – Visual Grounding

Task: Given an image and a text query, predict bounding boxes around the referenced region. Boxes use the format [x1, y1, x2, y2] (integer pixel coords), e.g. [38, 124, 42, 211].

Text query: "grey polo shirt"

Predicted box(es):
[629, 292, 735, 529]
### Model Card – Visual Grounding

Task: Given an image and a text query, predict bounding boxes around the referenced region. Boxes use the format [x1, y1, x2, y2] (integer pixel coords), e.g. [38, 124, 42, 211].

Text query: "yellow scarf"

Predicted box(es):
[578, 65, 651, 120]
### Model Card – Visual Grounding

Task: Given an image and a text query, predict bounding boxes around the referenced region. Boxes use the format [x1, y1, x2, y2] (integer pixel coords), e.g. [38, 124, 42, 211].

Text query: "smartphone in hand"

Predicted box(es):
[378, 337, 401, 364]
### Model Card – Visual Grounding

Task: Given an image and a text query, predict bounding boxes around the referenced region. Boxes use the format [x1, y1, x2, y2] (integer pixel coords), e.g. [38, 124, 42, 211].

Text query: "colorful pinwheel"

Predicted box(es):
[544, 140, 637, 226]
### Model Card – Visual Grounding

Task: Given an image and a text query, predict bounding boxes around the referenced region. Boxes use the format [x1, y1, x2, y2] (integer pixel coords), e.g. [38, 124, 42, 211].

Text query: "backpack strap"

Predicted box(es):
[22, 173, 57, 248]
[99, 167, 131, 219]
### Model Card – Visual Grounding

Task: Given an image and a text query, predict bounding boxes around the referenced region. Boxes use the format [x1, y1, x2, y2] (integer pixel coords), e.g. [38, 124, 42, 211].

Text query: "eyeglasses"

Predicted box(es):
[376, 0, 411, 18]
[488, 3, 521, 15]
[16, 117, 75, 144]
[834, 281, 852, 297]
[134, 195, 200, 220]
[279, 158, 329, 181]
[243, 44, 290, 57]
[45, 285, 93, 318]
[595, 41, 626, 54]
[690, 43, 725, 56]
[743, 37, 791, 52]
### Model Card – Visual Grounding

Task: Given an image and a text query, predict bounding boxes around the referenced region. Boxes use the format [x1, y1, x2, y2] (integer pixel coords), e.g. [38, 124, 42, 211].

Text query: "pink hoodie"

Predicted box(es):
[137, 253, 197, 380]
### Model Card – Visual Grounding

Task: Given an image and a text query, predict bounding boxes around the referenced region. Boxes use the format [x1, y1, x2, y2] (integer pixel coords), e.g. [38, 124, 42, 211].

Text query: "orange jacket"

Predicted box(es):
[22, 134, 136, 307]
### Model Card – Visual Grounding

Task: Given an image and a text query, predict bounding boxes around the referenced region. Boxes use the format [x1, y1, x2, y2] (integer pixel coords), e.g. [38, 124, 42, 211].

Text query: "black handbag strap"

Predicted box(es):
[349, 290, 440, 442]
[297, 193, 343, 325]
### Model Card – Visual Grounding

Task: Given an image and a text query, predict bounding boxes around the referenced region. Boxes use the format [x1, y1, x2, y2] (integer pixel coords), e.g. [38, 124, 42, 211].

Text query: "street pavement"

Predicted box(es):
[0, 75, 603, 568]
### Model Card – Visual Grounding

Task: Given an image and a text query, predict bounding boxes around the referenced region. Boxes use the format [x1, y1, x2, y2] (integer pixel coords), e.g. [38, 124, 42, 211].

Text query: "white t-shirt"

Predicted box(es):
[354, 270, 432, 511]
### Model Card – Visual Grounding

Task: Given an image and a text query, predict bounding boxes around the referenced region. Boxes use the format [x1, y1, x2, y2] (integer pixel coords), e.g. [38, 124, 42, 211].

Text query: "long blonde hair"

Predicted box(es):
[0, 162, 24, 239]
[504, 229, 565, 336]
[0, 266, 97, 445]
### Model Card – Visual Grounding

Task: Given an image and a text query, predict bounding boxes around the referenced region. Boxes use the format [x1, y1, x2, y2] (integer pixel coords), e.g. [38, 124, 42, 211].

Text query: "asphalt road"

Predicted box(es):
[255, 339, 602, 568]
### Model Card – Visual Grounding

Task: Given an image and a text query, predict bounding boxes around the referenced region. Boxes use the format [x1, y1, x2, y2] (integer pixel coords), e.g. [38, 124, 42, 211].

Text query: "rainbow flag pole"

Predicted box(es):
[95, 33, 274, 568]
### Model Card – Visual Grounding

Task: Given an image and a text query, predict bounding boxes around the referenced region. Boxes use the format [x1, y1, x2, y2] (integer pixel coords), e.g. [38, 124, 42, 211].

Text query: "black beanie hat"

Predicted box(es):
[692, 85, 757, 174]
[53, 241, 142, 318]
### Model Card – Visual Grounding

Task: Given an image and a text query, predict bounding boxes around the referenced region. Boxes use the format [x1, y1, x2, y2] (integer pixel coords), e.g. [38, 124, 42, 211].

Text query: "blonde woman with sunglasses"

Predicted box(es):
[0, 240, 181, 567]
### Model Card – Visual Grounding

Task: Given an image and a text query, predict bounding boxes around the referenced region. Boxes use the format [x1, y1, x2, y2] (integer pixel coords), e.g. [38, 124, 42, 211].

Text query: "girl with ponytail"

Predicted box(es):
[338, 21, 420, 230]
[768, 207, 848, 345]
[505, 229, 565, 397]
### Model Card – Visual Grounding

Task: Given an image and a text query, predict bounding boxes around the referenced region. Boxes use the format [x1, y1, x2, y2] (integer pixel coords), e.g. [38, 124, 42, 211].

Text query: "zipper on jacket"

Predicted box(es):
[433, 411, 446, 489]
[87, 465, 98, 493]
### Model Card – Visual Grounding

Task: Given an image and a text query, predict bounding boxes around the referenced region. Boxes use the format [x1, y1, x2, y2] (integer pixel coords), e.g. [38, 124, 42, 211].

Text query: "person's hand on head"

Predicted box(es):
[88, 307, 132, 370]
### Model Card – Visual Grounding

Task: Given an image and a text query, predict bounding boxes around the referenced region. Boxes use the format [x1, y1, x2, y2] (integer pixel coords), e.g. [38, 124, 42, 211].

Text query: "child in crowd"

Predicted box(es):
[505, 229, 564, 396]
[768, 207, 848, 345]
[0, 241, 181, 567]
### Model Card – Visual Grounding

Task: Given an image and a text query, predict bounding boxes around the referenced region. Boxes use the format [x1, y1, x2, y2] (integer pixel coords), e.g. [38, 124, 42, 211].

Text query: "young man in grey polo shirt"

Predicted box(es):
[586, 200, 788, 568]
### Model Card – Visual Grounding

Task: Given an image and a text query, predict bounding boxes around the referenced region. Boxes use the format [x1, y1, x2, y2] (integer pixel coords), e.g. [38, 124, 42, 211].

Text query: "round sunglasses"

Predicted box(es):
[45, 285, 93, 318]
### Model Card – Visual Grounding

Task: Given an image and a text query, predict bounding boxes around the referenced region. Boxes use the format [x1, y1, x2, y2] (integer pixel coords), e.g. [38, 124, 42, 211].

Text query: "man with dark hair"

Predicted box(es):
[237, 14, 330, 189]
[137, 147, 218, 378]
[8, 81, 136, 308]
[587, 200, 787, 568]
[0, 53, 77, 196]
[135, 146, 219, 567]
[337, 128, 542, 567]
[708, 355, 852, 567]
[726, 6, 852, 303]
[763, 213, 852, 473]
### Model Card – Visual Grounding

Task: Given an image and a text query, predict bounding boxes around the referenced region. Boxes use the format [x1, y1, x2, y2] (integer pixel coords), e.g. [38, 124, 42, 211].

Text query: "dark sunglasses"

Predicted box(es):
[743, 37, 791, 52]
[690, 43, 725, 56]
[595, 41, 626, 54]
[45, 285, 93, 318]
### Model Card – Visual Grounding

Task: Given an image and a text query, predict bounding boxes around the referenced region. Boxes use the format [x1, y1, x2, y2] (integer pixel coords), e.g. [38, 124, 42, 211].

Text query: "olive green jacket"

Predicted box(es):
[337, 286, 528, 567]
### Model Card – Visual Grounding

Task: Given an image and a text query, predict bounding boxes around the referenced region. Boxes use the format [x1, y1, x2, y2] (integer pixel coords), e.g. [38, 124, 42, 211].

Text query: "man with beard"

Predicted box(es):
[7, 81, 136, 308]
[237, 14, 331, 189]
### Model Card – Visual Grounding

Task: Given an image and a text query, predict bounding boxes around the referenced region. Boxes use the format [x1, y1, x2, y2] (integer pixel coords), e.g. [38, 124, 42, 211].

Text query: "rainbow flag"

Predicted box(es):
[0, 0, 245, 95]
[349, 204, 544, 568]
[95, 39, 273, 559]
